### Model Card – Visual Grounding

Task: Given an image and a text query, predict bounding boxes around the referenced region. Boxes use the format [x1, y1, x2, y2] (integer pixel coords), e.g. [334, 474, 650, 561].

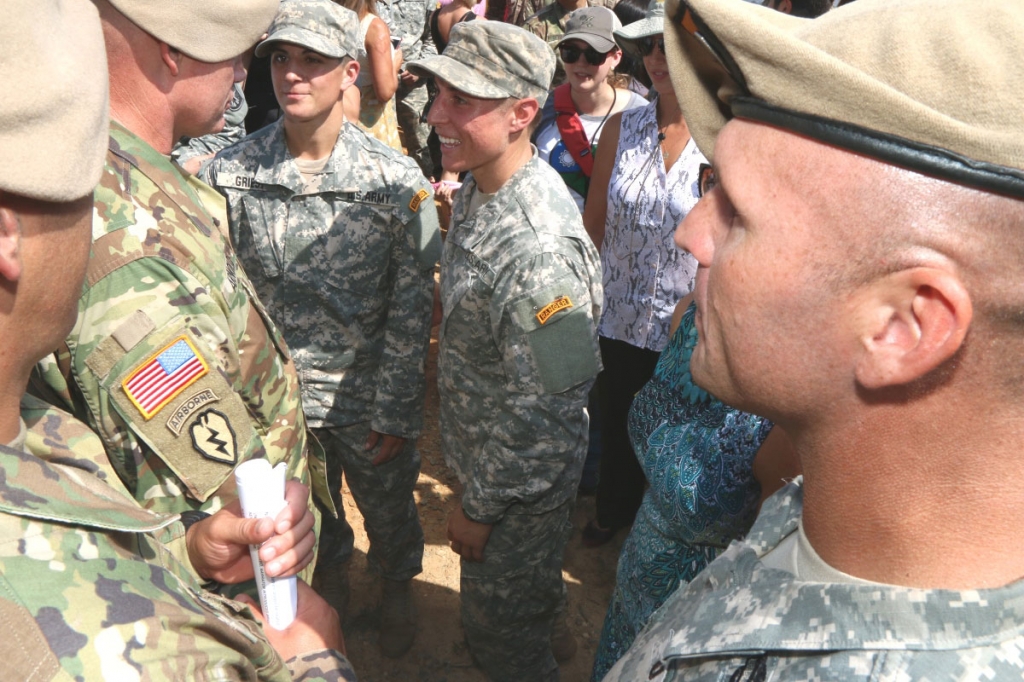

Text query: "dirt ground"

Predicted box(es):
[338, 330, 626, 682]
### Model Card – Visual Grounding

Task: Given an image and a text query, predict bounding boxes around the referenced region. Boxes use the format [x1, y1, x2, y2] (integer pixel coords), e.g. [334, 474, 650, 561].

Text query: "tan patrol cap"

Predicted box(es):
[664, 0, 1024, 198]
[108, 0, 279, 63]
[0, 0, 109, 202]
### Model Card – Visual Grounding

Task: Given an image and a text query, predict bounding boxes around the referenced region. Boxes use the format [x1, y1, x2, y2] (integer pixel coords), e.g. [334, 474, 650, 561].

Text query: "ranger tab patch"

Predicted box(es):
[123, 337, 208, 420]
[536, 296, 574, 325]
[409, 188, 430, 212]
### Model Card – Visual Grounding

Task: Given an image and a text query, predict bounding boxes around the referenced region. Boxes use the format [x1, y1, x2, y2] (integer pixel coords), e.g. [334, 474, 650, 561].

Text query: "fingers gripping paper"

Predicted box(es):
[234, 459, 298, 630]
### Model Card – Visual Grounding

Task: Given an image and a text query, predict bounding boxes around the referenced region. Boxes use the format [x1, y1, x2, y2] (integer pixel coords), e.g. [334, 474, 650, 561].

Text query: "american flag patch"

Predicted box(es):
[122, 337, 209, 420]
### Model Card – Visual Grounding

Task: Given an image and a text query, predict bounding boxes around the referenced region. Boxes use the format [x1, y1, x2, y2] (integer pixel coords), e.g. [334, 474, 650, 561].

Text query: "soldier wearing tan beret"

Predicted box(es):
[603, 0, 1024, 680]
[1, 0, 355, 679]
[33, 0, 339, 604]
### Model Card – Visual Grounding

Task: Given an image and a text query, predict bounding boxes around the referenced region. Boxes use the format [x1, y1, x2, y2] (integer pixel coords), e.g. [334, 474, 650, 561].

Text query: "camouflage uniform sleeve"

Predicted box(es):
[461, 251, 600, 523]
[68, 252, 290, 513]
[370, 173, 441, 439]
[522, 13, 547, 40]
[418, 0, 437, 58]
[286, 650, 359, 681]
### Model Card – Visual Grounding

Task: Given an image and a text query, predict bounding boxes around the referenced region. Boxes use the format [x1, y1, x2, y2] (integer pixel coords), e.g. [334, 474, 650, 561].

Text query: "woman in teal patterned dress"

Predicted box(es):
[591, 302, 790, 680]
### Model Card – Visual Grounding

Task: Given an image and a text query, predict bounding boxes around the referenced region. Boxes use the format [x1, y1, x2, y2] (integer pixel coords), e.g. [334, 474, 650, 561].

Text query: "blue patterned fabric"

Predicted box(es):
[591, 304, 773, 681]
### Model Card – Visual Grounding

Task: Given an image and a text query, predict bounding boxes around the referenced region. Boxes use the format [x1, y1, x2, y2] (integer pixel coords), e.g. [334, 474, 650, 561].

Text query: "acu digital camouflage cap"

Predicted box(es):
[255, 0, 360, 60]
[0, 0, 108, 202]
[664, 0, 1024, 198]
[108, 0, 278, 62]
[407, 22, 555, 106]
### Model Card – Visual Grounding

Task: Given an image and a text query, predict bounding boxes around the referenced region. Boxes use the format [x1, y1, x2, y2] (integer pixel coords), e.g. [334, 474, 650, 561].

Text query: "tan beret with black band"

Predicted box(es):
[664, 0, 1024, 198]
[109, 0, 280, 63]
[0, 0, 109, 202]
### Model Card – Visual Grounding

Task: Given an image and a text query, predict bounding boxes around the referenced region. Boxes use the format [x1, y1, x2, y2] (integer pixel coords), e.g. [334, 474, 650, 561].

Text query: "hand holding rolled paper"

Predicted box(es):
[235, 459, 298, 630]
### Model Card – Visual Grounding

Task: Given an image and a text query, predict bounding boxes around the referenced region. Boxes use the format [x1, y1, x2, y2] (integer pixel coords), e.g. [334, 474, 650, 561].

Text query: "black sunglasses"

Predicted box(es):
[697, 163, 717, 198]
[637, 36, 666, 56]
[559, 44, 611, 66]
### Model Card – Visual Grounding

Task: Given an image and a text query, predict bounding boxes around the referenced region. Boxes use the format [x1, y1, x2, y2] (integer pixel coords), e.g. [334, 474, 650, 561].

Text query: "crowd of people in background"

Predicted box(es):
[3, 0, 1024, 681]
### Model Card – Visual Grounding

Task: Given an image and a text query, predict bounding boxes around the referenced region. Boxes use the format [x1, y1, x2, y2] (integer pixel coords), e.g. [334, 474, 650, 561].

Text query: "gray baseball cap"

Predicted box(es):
[558, 7, 622, 53]
[109, 0, 278, 63]
[407, 21, 555, 106]
[255, 0, 360, 60]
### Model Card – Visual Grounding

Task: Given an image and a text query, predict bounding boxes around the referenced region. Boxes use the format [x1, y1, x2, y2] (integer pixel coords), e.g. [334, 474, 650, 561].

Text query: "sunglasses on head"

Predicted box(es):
[637, 36, 666, 56]
[558, 44, 611, 66]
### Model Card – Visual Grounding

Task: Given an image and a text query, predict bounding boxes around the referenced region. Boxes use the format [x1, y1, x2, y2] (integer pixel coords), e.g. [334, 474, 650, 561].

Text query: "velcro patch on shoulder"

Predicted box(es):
[536, 296, 573, 325]
[122, 336, 208, 420]
[409, 188, 430, 212]
[103, 324, 256, 503]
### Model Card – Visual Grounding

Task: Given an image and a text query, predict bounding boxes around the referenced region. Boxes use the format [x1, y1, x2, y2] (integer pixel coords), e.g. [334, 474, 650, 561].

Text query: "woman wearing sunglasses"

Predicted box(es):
[535, 6, 646, 213]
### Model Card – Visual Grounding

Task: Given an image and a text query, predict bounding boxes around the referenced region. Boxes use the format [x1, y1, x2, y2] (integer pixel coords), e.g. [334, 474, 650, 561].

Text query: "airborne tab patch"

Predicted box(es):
[123, 337, 208, 420]
[166, 389, 220, 435]
[536, 296, 574, 325]
[409, 188, 430, 212]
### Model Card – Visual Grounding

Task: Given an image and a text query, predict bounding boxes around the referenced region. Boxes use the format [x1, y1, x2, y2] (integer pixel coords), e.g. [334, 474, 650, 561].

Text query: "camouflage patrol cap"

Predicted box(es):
[108, 0, 278, 63]
[255, 0, 360, 60]
[0, 0, 108, 202]
[665, 0, 1024, 198]
[407, 21, 555, 106]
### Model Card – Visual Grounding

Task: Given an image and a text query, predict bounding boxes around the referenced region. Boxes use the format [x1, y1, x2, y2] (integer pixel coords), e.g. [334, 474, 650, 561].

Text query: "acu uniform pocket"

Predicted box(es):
[507, 276, 600, 394]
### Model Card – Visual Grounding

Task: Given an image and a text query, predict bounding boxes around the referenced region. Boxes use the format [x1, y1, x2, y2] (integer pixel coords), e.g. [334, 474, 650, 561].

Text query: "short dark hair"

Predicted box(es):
[789, 0, 832, 18]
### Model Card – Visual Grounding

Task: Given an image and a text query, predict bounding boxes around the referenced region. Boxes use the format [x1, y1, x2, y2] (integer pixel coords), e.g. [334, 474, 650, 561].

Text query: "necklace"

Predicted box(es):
[588, 87, 618, 146]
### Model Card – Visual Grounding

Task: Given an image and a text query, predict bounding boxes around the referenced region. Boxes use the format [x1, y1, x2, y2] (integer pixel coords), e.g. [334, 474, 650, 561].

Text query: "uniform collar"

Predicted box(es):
[639, 480, 1024, 668]
[0, 442, 178, 533]
[451, 146, 541, 244]
[252, 120, 364, 196]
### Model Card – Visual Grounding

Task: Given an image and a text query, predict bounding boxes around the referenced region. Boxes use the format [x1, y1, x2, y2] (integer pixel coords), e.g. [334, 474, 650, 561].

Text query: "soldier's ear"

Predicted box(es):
[341, 57, 360, 92]
[0, 201, 23, 283]
[509, 97, 539, 135]
[160, 42, 184, 77]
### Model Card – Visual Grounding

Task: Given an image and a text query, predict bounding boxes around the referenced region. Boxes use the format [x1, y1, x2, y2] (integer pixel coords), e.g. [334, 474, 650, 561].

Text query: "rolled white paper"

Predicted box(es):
[235, 459, 297, 630]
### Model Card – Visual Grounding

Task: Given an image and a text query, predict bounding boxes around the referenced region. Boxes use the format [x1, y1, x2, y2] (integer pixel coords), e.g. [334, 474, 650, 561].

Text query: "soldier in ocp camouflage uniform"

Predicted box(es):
[203, 0, 440, 659]
[9, 398, 356, 681]
[1, 1, 353, 677]
[35, 0, 334, 578]
[409, 22, 602, 682]
[605, 0, 1024, 679]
